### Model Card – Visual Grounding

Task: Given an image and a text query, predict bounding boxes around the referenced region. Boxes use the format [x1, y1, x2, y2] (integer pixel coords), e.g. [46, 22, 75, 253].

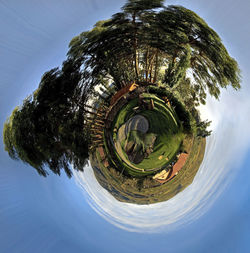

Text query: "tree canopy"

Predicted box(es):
[3, 0, 240, 177]
[68, 0, 240, 103]
[3, 59, 89, 177]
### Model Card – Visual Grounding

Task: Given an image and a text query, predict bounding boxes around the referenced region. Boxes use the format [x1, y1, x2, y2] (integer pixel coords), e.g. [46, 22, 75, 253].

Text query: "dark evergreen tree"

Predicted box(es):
[3, 59, 89, 177]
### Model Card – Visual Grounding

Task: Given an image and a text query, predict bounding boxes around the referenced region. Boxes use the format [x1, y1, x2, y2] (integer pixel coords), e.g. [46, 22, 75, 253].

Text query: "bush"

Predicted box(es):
[147, 85, 192, 133]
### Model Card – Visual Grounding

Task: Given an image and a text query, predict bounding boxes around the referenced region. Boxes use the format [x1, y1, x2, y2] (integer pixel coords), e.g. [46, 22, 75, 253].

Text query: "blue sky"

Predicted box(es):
[0, 1, 250, 252]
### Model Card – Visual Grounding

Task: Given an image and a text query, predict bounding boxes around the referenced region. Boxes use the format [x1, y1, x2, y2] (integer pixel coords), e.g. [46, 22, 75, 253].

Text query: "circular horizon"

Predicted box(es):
[73, 88, 250, 233]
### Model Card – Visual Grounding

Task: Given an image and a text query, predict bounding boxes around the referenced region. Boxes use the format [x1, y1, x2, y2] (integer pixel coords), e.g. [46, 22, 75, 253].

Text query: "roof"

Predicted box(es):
[172, 153, 188, 176]
[110, 82, 138, 105]
[154, 153, 188, 184]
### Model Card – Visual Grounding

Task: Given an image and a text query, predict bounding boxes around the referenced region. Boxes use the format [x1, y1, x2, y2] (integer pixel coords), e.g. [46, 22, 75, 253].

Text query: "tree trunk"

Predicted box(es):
[153, 49, 159, 83]
[149, 52, 156, 82]
[145, 47, 149, 82]
[132, 12, 139, 80]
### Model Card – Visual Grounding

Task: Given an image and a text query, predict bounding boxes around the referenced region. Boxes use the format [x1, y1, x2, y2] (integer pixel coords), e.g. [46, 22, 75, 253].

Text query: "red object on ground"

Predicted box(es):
[155, 153, 189, 184]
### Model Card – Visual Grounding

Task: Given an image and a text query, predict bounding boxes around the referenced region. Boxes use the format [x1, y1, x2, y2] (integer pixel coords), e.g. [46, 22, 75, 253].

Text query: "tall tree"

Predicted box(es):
[3, 0, 241, 177]
[67, 1, 240, 104]
[3, 59, 89, 177]
[156, 6, 241, 99]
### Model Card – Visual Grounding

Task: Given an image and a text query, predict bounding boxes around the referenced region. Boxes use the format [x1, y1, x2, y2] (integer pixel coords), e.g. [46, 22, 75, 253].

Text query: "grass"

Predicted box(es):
[89, 90, 206, 204]
[110, 95, 185, 176]
[91, 135, 206, 204]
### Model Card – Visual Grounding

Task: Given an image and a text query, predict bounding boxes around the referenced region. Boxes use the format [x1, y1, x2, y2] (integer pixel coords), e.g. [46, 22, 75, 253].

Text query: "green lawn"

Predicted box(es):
[90, 92, 206, 204]
[111, 94, 185, 176]
[91, 136, 206, 204]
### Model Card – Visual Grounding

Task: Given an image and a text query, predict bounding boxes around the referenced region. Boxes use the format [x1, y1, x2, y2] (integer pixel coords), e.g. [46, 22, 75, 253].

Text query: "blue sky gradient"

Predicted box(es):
[0, 1, 250, 252]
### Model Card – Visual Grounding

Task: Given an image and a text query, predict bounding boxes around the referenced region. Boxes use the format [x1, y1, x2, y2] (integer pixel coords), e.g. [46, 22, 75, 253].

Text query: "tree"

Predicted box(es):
[3, 0, 240, 177]
[67, 0, 166, 88]
[172, 77, 205, 108]
[3, 107, 19, 160]
[67, 1, 240, 105]
[3, 60, 89, 177]
[156, 6, 241, 100]
[196, 120, 212, 138]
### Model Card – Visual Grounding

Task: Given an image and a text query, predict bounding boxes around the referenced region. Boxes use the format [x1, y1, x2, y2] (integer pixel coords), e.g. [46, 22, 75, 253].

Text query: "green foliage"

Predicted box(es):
[67, 1, 240, 104]
[172, 78, 204, 108]
[164, 46, 191, 88]
[3, 107, 19, 160]
[3, 60, 89, 177]
[158, 5, 241, 98]
[196, 120, 212, 138]
[122, 0, 164, 13]
[3, 0, 240, 178]
[147, 85, 193, 132]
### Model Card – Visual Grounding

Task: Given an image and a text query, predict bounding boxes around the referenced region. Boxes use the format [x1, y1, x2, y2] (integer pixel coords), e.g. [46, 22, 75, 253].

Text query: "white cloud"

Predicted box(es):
[74, 87, 250, 233]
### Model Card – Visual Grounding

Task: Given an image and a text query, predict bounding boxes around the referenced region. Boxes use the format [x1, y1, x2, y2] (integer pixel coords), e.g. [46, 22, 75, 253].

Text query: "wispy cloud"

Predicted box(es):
[74, 87, 250, 233]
